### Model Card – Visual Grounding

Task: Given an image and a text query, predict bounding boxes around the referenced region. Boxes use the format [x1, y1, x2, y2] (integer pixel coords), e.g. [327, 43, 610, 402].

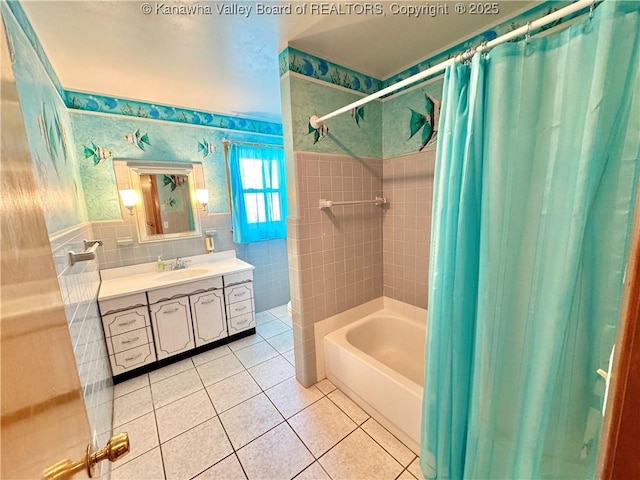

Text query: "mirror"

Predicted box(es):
[126, 161, 203, 243]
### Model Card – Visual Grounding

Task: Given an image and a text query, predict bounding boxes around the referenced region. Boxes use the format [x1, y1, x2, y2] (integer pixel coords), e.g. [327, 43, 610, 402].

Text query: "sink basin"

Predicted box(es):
[156, 268, 210, 281]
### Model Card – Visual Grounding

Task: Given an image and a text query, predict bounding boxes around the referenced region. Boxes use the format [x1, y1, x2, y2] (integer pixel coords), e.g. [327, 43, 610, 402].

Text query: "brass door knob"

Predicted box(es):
[43, 432, 130, 480]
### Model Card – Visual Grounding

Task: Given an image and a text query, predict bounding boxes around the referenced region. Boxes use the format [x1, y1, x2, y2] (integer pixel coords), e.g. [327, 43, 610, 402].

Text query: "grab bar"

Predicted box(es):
[69, 239, 103, 266]
[319, 196, 387, 209]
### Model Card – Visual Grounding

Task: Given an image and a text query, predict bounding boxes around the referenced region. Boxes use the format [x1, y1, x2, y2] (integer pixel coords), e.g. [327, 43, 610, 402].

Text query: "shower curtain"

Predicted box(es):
[421, 1, 640, 479]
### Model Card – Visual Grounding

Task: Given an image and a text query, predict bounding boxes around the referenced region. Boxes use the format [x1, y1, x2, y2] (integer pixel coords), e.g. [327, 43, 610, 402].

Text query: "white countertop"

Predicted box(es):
[98, 251, 254, 301]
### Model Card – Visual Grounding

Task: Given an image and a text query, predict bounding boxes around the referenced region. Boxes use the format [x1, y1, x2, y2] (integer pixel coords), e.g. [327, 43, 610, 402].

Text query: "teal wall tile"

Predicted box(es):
[71, 112, 283, 221]
[3, 4, 87, 234]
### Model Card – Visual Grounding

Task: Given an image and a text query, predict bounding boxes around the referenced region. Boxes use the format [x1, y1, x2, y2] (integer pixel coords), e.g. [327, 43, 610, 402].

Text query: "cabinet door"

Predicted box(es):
[149, 298, 194, 360]
[190, 290, 227, 347]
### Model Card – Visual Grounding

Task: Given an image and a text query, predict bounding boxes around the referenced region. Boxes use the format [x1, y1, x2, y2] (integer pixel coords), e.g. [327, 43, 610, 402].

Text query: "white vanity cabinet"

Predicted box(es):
[190, 290, 226, 347]
[149, 297, 195, 360]
[224, 271, 255, 335]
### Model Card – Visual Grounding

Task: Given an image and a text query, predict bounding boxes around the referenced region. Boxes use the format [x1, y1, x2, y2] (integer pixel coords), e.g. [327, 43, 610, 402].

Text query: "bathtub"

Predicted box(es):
[324, 309, 426, 454]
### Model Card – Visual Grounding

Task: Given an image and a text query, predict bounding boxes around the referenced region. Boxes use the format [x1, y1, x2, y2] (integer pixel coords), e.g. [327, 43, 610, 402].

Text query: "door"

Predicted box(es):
[0, 15, 93, 478]
[149, 297, 195, 359]
[190, 289, 226, 347]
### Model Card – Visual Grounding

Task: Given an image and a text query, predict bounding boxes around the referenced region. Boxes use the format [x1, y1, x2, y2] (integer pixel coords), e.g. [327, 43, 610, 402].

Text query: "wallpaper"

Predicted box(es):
[3, 3, 87, 234]
[71, 111, 283, 221]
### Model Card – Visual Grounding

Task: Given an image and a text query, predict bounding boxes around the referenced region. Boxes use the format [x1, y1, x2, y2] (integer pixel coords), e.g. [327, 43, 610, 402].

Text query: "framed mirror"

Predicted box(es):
[126, 161, 203, 243]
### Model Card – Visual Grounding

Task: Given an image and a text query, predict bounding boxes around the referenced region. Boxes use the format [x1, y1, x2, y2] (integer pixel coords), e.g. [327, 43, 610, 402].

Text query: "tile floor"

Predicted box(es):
[111, 305, 422, 480]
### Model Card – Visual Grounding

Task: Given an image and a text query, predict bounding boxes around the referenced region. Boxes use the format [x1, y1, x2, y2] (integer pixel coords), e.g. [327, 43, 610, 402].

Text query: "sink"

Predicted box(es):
[156, 268, 210, 281]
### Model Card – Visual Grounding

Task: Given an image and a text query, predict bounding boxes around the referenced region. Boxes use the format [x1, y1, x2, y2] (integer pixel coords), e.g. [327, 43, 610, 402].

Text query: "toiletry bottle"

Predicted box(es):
[157, 256, 166, 271]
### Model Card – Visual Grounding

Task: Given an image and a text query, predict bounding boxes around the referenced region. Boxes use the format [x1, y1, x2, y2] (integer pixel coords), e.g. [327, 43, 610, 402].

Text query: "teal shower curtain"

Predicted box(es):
[422, 1, 640, 479]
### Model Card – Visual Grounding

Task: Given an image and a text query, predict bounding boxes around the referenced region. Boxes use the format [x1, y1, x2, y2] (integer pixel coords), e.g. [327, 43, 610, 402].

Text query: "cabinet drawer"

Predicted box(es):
[102, 306, 150, 337]
[110, 343, 156, 375]
[225, 282, 253, 305]
[229, 312, 255, 335]
[224, 270, 253, 286]
[108, 326, 152, 355]
[227, 299, 253, 318]
[148, 276, 223, 304]
[99, 292, 147, 315]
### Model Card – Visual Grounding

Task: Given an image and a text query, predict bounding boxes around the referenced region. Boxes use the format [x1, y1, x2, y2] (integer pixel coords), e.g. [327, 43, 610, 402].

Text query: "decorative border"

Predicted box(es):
[279, 46, 382, 95]
[65, 90, 283, 136]
[4, 1, 65, 99]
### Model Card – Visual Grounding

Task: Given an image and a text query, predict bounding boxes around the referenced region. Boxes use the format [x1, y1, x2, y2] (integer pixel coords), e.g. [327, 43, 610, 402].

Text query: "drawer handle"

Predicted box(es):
[236, 306, 247, 312]
[201, 299, 216, 305]
[117, 319, 136, 327]
[121, 337, 140, 345]
[163, 308, 179, 314]
[233, 292, 246, 297]
[125, 353, 142, 362]
[237, 318, 249, 325]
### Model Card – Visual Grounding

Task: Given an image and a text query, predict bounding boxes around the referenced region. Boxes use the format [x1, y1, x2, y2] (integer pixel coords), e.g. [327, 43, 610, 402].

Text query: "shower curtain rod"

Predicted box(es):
[309, 0, 598, 130]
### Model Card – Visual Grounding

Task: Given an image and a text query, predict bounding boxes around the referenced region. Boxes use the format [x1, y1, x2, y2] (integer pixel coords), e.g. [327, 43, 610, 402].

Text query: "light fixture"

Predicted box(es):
[119, 189, 137, 215]
[196, 189, 209, 212]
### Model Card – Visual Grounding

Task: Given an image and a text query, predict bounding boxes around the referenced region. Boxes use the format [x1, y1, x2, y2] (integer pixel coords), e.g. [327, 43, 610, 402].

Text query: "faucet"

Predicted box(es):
[172, 257, 191, 270]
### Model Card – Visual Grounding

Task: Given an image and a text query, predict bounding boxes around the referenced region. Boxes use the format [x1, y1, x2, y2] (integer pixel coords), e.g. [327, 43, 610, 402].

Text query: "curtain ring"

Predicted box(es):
[525, 22, 531, 43]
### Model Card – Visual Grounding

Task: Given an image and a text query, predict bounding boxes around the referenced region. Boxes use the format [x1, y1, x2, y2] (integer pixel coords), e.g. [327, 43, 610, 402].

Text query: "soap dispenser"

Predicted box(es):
[156, 256, 166, 271]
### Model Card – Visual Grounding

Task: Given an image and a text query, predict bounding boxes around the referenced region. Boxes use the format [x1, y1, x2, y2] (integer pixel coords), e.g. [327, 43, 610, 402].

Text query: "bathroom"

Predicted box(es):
[2, 1, 639, 479]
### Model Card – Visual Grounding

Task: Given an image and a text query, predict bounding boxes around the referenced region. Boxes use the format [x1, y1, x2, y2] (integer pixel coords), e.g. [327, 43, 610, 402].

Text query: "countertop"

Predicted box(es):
[98, 251, 254, 301]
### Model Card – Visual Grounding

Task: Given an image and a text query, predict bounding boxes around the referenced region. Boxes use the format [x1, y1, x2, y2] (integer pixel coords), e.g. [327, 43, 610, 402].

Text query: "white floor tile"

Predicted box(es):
[113, 387, 153, 428]
[148, 358, 194, 383]
[115, 412, 158, 466]
[283, 349, 296, 367]
[196, 352, 245, 386]
[248, 355, 294, 390]
[228, 333, 264, 352]
[362, 418, 416, 467]
[280, 315, 293, 328]
[234, 341, 279, 369]
[268, 305, 289, 319]
[256, 319, 290, 339]
[191, 345, 232, 366]
[398, 469, 418, 479]
[293, 462, 332, 480]
[407, 457, 422, 479]
[161, 417, 233, 480]
[155, 389, 216, 443]
[319, 429, 403, 480]
[288, 397, 357, 458]
[255, 311, 278, 325]
[194, 454, 247, 480]
[314, 379, 336, 395]
[114, 374, 149, 398]
[328, 389, 369, 425]
[206, 370, 261, 413]
[265, 330, 294, 354]
[265, 377, 323, 419]
[111, 447, 165, 480]
[150, 368, 203, 408]
[238, 423, 313, 480]
[219, 393, 284, 449]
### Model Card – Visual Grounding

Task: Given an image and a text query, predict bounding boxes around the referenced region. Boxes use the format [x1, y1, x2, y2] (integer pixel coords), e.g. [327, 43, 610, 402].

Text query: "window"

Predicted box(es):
[227, 143, 287, 243]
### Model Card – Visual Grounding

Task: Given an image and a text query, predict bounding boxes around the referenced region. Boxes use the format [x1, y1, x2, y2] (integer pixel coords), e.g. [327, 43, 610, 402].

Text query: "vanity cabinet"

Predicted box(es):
[224, 271, 255, 335]
[190, 290, 226, 347]
[149, 298, 195, 360]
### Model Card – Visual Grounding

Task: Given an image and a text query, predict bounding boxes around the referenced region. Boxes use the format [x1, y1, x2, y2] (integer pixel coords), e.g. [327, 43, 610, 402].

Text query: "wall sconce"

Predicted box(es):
[119, 189, 137, 215]
[196, 189, 209, 212]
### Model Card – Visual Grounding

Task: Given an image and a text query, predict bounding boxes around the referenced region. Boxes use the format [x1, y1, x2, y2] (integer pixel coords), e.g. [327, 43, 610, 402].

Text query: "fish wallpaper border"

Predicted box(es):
[65, 90, 283, 136]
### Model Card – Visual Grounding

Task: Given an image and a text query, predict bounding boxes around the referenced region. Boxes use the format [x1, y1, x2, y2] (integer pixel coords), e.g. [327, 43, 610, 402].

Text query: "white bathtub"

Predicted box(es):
[324, 309, 426, 454]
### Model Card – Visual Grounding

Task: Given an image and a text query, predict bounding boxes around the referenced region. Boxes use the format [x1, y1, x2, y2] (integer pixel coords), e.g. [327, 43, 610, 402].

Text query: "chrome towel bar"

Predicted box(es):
[319, 196, 387, 209]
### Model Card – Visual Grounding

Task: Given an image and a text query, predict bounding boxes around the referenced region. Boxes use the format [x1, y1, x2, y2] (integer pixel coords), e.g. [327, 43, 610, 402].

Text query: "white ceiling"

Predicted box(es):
[22, 1, 535, 123]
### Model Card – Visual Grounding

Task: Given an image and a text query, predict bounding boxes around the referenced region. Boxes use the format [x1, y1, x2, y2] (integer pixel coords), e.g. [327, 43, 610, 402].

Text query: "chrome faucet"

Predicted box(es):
[172, 257, 191, 270]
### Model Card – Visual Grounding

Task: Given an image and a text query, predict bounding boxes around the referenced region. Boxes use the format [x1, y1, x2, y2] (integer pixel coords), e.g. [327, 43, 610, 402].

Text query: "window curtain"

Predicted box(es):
[228, 143, 287, 243]
[421, 1, 640, 479]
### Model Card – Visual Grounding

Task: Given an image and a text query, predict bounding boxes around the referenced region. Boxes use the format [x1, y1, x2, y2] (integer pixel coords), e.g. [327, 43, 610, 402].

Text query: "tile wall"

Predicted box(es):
[50, 223, 113, 477]
[288, 152, 384, 385]
[382, 150, 435, 309]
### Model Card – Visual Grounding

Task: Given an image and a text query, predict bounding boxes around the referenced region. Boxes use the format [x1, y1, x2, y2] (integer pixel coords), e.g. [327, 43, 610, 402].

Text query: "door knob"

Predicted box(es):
[43, 432, 130, 480]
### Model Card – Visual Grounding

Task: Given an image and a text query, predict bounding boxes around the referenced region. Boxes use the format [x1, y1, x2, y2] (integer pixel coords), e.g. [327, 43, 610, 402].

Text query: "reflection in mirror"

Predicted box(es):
[125, 161, 203, 243]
